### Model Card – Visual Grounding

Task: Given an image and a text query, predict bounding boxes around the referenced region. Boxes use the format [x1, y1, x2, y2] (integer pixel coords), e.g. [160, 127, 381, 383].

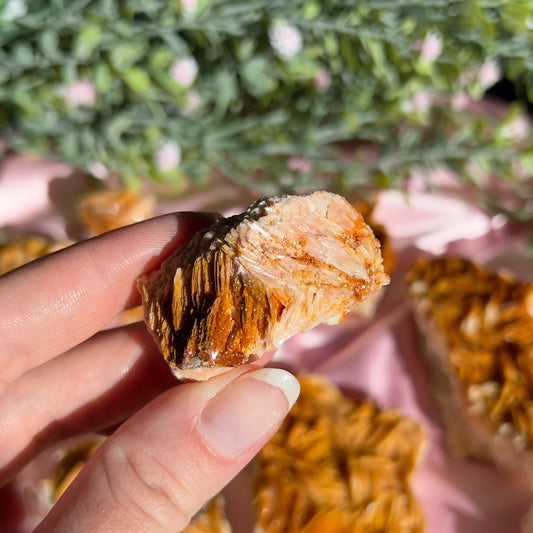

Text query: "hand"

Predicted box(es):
[0, 213, 299, 533]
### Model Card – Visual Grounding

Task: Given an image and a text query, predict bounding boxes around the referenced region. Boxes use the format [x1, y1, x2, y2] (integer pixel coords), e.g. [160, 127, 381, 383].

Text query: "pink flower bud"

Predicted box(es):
[416, 31, 443, 63]
[88, 161, 109, 180]
[313, 68, 331, 92]
[269, 22, 303, 59]
[450, 92, 470, 111]
[61, 79, 96, 107]
[179, 0, 197, 16]
[155, 142, 182, 171]
[477, 59, 501, 89]
[183, 90, 202, 114]
[288, 157, 312, 173]
[171, 57, 198, 88]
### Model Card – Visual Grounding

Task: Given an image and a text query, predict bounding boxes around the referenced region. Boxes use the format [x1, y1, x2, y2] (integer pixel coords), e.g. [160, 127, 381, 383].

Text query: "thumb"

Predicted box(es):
[35, 367, 299, 533]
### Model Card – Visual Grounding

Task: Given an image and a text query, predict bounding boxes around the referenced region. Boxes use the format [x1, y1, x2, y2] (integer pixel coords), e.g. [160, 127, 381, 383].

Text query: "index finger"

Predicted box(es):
[0, 212, 215, 386]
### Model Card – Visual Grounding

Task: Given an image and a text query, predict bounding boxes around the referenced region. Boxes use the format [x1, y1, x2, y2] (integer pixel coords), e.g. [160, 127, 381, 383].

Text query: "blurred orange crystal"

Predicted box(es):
[78, 189, 155, 236]
[407, 257, 533, 481]
[183, 495, 232, 533]
[253, 374, 426, 532]
[0, 236, 73, 276]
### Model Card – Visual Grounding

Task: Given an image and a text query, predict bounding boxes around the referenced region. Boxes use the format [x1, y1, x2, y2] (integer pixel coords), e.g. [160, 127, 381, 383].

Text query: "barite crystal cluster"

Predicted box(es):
[78, 189, 155, 236]
[253, 374, 426, 532]
[183, 495, 232, 533]
[0, 236, 73, 276]
[138, 191, 389, 380]
[406, 257, 533, 481]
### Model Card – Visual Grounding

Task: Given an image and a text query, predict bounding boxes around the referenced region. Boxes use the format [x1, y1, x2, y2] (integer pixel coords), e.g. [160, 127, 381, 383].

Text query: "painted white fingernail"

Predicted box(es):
[199, 368, 300, 458]
[248, 368, 300, 408]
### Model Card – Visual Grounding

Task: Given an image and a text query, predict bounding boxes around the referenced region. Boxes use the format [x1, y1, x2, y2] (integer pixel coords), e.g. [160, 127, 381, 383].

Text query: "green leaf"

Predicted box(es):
[363, 38, 386, 74]
[95, 62, 113, 92]
[214, 70, 237, 114]
[38, 30, 60, 60]
[74, 24, 102, 60]
[143, 124, 161, 145]
[60, 130, 79, 159]
[323, 33, 339, 57]
[500, 2, 532, 33]
[236, 38, 255, 62]
[282, 57, 318, 81]
[105, 113, 132, 146]
[1, 0, 27, 22]
[110, 41, 147, 71]
[240, 57, 277, 98]
[340, 35, 357, 70]
[302, 2, 321, 20]
[518, 149, 533, 175]
[122, 67, 151, 93]
[148, 47, 174, 71]
[13, 41, 33, 68]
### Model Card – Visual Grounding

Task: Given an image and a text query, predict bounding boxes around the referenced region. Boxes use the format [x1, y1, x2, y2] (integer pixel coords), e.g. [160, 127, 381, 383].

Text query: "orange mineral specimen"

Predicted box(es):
[183, 495, 232, 533]
[0, 236, 73, 276]
[78, 189, 155, 236]
[42, 437, 105, 504]
[138, 191, 389, 380]
[406, 257, 533, 482]
[253, 375, 426, 533]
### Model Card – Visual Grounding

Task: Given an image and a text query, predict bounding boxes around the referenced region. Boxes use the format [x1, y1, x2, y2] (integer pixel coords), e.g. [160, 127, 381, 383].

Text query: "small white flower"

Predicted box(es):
[88, 162, 109, 180]
[1, 0, 27, 21]
[179, 0, 198, 16]
[278, 173, 293, 187]
[313, 68, 331, 92]
[402, 90, 432, 114]
[183, 90, 202, 114]
[477, 59, 501, 89]
[61, 79, 97, 107]
[288, 156, 312, 173]
[269, 22, 303, 59]
[500, 115, 531, 140]
[511, 160, 531, 181]
[170, 57, 198, 88]
[418, 31, 443, 63]
[155, 142, 182, 171]
[459, 70, 475, 88]
[450, 92, 470, 111]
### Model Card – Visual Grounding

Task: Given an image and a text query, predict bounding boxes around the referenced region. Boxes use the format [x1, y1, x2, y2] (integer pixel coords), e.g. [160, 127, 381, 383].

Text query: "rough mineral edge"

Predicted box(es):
[406, 257, 533, 485]
[252, 374, 426, 533]
[138, 191, 390, 380]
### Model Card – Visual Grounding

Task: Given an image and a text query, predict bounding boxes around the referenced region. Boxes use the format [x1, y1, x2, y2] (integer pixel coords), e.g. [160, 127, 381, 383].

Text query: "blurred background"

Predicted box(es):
[2, 2, 533, 533]
[0, 0, 532, 212]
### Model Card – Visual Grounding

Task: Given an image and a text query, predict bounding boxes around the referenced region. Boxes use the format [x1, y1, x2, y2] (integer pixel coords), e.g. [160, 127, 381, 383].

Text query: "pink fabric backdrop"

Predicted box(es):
[1, 153, 532, 532]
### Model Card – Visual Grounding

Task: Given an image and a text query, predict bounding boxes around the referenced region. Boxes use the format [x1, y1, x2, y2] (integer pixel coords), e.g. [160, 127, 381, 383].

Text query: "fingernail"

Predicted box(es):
[199, 368, 300, 458]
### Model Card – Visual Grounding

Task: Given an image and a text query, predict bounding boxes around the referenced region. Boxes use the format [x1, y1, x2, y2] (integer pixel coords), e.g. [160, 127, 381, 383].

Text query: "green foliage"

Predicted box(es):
[0, 0, 533, 204]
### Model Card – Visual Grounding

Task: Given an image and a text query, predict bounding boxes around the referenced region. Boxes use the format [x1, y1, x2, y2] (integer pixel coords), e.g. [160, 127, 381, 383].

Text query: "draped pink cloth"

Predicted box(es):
[1, 152, 532, 532]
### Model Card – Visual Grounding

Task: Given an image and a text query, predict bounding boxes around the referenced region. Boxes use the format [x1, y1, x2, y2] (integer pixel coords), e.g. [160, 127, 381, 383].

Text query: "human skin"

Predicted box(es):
[0, 212, 299, 533]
